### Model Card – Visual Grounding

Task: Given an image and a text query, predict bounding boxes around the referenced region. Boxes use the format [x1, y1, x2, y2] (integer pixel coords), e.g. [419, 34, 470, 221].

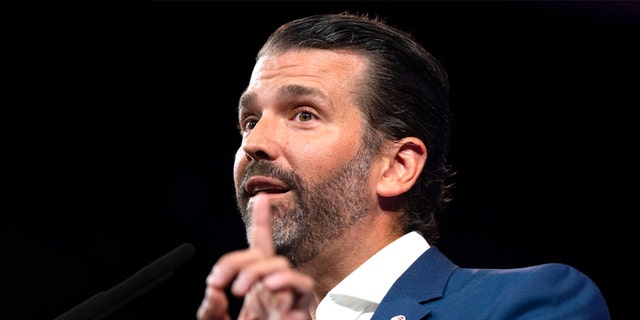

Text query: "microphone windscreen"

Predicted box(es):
[55, 243, 196, 320]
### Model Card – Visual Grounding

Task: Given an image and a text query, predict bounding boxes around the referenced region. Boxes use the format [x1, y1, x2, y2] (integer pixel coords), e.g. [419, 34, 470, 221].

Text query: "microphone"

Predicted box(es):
[55, 243, 196, 320]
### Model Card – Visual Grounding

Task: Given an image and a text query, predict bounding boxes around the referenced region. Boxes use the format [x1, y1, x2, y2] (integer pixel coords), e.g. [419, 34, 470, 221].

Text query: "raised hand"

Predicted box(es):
[197, 195, 314, 320]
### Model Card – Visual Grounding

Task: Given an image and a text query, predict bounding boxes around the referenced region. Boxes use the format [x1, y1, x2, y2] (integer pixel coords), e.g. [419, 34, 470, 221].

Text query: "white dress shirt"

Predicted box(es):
[315, 231, 430, 320]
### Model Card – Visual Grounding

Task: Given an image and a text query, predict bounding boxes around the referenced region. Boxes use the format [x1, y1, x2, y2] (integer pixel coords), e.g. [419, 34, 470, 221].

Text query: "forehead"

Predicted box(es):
[251, 49, 367, 82]
[240, 49, 368, 109]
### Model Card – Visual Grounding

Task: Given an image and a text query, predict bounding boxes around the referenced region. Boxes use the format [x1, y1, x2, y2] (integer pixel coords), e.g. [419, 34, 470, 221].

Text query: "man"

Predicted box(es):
[197, 13, 610, 320]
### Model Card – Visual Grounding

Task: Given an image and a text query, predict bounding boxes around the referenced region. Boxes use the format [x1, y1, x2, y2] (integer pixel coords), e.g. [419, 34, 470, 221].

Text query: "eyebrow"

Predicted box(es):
[238, 84, 330, 112]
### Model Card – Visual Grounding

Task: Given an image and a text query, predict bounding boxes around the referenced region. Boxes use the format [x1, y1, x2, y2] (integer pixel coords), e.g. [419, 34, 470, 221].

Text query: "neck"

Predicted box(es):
[296, 210, 405, 318]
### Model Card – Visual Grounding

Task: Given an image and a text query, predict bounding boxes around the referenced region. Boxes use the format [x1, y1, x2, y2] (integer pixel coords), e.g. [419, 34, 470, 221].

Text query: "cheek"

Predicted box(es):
[233, 148, 246, 184]
[291, 136, 360, 177]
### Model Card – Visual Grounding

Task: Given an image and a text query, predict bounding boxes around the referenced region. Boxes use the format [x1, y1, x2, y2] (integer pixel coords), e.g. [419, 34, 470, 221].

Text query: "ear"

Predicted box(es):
[376, 137, 427, 197]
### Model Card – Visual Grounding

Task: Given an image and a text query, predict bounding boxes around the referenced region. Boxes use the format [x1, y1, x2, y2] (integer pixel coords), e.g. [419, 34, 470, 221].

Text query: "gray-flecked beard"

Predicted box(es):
[236, 143, 375, 267]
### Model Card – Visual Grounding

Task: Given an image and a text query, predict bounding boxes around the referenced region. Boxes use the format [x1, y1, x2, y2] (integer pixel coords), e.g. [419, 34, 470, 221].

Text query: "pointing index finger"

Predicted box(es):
[249, 194, 275, 256]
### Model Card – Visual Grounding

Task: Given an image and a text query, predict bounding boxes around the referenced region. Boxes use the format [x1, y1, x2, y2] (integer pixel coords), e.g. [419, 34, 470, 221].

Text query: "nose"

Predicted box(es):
[242, 115, 279, 162]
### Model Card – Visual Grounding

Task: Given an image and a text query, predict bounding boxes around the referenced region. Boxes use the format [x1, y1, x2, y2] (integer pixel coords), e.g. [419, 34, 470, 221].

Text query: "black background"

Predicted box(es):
[3, 1, 638, 319]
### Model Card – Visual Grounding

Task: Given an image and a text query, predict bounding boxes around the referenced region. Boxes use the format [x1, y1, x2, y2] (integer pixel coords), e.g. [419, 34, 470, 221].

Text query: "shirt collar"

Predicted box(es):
[327, 231, 430, 304]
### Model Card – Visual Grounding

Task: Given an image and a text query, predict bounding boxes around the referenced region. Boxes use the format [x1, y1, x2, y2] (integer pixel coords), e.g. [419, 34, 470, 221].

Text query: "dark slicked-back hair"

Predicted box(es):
[257, 12, 455, 244]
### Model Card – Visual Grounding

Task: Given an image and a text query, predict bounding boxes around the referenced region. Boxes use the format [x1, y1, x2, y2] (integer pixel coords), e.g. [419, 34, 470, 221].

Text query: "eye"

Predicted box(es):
[239, 116, 259, 133]
[246, 119, 258, 130]
[295, 111, 315, 122]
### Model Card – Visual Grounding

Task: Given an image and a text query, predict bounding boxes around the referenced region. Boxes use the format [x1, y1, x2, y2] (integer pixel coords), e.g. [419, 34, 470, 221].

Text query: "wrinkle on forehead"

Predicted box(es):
[239, 84, 330, 112]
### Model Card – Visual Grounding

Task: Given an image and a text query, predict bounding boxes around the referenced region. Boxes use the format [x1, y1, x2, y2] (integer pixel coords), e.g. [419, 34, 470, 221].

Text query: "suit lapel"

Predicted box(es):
[370, 246, 458, 320]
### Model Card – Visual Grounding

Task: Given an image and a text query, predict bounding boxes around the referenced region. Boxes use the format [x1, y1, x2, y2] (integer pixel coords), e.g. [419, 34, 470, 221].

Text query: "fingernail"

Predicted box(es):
[207, 266, 221, 285]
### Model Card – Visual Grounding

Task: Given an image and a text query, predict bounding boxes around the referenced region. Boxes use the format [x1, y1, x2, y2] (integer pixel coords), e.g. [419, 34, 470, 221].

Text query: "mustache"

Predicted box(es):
[239, 161, 301, 197]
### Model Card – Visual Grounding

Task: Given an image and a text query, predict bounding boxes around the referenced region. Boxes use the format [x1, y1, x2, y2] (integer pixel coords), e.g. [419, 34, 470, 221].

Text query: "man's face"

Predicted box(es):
[233, 49, 376, 266]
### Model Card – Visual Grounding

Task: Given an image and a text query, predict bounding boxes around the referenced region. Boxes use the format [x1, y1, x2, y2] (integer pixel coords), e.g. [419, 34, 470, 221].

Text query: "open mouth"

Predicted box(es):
[245, 176, 291, 197]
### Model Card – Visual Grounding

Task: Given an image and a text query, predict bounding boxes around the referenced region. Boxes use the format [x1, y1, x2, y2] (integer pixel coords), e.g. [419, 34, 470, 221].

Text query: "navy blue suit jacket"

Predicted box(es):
[371, 246, 610, 320]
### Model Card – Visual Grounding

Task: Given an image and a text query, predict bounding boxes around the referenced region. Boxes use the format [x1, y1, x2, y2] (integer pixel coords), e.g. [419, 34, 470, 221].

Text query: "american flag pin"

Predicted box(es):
[390, 316, 406, 320]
